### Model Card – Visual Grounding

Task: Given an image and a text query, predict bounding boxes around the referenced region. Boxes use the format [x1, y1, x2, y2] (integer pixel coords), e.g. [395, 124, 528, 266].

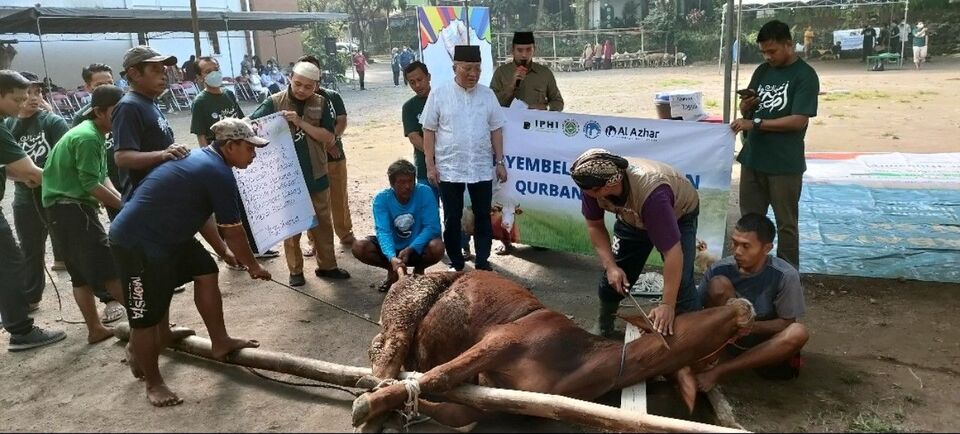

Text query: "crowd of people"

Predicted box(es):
[0, 19, 819, 409]
[797, 20, 932, 70]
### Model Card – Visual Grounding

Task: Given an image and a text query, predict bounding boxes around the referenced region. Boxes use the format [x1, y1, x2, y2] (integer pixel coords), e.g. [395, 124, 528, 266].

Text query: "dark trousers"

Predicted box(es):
[739, 166, 802, 269]
[439, 180, 492, 269]
[12, 195, 49, 305]
[392, 66, 400, 86]
[597, 209, 702, 314]
[14, 190, 114, 304]
[0, 212, 34, 335]
[357, 71, 365, 90]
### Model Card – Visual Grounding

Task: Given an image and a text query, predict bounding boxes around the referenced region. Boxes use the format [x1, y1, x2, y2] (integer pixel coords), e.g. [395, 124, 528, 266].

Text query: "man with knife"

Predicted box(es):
[490, 31, 564, 111]
[570, 149, 702, 339]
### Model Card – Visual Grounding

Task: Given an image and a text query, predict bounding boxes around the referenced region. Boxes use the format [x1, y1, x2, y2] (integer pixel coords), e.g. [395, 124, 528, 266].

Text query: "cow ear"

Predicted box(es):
[515, 208, 523, 215]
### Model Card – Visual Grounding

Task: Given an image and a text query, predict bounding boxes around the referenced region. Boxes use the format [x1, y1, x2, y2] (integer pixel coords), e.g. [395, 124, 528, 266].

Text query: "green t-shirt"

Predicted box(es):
[0, 120, 28, 203]
[250, 97, 334, 192]
[74, 102, 120, 187]
[737, 58, 820, 175]
[401, 94, 429, 180]
[190, 89, 244, 143]
[41, 120, 108, 208]
[912, 31, 927, 47]
[318, 88, 347, 162]
[4, 111, 70, 206]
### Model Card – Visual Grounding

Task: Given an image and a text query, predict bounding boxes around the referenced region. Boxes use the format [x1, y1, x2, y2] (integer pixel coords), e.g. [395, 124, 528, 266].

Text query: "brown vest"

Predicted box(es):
[269, 91, 328, 180]
[596, 159, 699, 230]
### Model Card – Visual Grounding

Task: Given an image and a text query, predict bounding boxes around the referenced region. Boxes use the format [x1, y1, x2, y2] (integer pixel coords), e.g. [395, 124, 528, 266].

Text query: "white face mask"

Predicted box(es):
[204, 70, 224, 88]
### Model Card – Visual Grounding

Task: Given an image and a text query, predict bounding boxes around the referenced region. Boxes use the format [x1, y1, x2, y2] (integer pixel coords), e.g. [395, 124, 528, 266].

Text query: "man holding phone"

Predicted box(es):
[731, 20, 819, 270]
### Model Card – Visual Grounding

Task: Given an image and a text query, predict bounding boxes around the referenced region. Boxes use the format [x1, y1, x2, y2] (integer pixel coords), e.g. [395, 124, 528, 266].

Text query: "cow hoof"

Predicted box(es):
[352, 394, 372, 427]
[726, 298, 755, 327]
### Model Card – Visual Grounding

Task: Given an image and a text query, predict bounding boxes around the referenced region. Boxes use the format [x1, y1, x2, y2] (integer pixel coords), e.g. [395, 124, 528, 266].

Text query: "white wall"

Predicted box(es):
[5, 0, 250, 88]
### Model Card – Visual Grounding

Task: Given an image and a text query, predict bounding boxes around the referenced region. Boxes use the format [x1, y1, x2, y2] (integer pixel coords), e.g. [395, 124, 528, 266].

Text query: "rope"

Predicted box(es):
[243, 366, 363, 398]
[267, 277, 381, 327]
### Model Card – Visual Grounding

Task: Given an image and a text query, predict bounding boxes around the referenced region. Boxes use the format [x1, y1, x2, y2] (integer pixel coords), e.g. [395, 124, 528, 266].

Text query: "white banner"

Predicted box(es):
[832, 28, 880, 51]
[497, 108, 736, 262]
[234, 113, 318, 254]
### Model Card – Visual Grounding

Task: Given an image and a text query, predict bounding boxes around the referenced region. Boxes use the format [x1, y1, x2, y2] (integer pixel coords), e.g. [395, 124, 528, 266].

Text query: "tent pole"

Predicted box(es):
[721, 0, 735, 123]
[718, 8, 725, 75]
[224, 17, 235, 78]
[272, 30, 280, 65]
[35, 17, 53, 109]
[901, 0, 908, 67]
[732, 0, 743, 121]
[464, 1, 471, 45]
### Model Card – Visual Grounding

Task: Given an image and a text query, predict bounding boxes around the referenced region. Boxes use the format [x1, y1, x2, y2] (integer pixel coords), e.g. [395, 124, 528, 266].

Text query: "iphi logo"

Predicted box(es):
[583, 120, 601, 139]
[562, 119, 579, 137]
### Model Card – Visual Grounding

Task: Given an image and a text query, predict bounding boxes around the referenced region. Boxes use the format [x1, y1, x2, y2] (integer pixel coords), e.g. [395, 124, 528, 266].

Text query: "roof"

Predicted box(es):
[0, 6, 348, 35]
[737, 0, 907, 11]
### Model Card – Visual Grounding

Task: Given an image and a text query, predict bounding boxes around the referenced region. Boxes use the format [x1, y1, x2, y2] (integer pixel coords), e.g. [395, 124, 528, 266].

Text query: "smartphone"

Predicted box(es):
[737, 88, 757, 98]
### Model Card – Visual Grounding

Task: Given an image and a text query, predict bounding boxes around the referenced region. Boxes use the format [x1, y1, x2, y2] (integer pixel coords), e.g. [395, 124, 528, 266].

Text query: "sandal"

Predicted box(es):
[101, 301, 126, 324]
[495, 244, 516, 256]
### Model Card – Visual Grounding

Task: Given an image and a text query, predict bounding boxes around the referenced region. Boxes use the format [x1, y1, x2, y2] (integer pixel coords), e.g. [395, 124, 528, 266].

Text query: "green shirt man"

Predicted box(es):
[4, 111, 69, 206]
[737, 58, 820, 175]
[490, 61, 564, 111]
[250, 95, 335, 192]
[41, 120, 109, 208]
[490, 31, 564, 111]
[318, 88, 347, 162]
[190, 89, 244, 144]
[401, 94, 428, 180]
[0, 119, 29, 203]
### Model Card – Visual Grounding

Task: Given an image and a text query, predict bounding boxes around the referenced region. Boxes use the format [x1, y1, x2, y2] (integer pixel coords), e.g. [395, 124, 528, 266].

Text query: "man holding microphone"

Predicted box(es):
[490, 32, 564, 111]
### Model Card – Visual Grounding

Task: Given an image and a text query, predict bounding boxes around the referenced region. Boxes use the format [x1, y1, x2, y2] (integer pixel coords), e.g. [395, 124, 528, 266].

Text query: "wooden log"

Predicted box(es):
[114, 325, 747, 433]
[707, 387, 746, 430]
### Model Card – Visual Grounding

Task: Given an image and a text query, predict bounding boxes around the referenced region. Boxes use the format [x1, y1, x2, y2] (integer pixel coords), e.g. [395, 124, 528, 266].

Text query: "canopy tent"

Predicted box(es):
[0, 6, 348, 96]
[718, 0, 909, 121]
[0, 6, 347, 34]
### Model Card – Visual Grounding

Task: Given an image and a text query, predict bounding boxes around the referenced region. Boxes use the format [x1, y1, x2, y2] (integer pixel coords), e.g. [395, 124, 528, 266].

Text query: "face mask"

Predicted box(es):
[204, 70, 224, 88]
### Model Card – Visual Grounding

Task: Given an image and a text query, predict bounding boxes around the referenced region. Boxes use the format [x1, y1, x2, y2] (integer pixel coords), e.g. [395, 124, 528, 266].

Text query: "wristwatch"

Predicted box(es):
[752, 118, 763, 130]
[496, 158, 506, 166]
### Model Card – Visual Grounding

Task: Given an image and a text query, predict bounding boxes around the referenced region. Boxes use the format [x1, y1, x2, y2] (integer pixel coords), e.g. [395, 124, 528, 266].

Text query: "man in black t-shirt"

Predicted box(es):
[861, 24, 877, 62]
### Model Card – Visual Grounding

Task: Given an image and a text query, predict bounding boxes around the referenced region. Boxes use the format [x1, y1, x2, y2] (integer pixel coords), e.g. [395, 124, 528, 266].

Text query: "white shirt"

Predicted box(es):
[421, 80, 506, 183]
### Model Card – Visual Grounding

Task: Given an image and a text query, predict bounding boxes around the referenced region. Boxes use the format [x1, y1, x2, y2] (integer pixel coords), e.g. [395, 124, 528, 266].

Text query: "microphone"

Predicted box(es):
[514, 60, 528, 90]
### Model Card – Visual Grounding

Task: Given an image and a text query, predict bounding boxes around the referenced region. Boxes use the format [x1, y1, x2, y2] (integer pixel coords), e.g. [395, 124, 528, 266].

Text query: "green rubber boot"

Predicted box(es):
[590, 300, 620, 338]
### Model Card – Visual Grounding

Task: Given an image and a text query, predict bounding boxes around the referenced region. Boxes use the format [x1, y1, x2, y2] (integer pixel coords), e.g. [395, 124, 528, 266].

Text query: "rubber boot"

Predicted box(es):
[590, 300, 620, 338]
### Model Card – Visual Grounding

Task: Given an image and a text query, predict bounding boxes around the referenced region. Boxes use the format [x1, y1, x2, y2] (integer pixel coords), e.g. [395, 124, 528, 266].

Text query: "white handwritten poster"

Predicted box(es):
[234, 112, 318, 254]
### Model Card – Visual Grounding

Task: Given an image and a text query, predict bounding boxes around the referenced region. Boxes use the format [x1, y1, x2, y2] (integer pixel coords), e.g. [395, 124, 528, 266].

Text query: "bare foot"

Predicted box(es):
[674, 366, 698, 412]
[87, 325, 114, 344]
[695, 369, 720, 392]
[125, 343, 144, 380]
[159, 326, 196, 348]
[211, 337, 260, 361]
[146, 382, 183, 407]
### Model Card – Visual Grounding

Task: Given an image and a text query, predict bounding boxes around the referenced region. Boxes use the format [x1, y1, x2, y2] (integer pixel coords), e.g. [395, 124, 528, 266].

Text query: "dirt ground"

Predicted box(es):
[1, 57, 958, 432]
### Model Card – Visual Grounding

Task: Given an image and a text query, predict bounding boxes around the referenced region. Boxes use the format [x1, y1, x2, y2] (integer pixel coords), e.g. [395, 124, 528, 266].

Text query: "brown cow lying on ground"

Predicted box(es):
[353, 271, 755, 430]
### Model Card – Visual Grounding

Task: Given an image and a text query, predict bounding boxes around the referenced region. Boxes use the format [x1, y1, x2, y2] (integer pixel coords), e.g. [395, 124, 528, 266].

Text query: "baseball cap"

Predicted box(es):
[210, 118, 269, 147]
[18, 71, 42, 84]
[80, 85, 125, 117]
[122, 45, 178, 69]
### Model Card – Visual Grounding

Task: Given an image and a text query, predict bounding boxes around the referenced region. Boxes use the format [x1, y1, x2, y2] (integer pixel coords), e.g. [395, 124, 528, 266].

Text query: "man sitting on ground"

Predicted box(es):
[695, 213, 809, 391]
[109, 117, 271, 407]
[352, 159, 444, 292]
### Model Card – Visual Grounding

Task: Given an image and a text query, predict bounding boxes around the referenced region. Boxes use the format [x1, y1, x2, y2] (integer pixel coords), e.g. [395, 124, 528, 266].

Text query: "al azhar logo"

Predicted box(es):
[562, 119, 579, 137]
[583, 120, 601, 139]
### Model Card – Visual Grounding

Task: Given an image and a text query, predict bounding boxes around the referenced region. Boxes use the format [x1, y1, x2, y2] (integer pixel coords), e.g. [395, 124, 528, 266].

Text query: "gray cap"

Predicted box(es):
[211, 118, 269, 147]
[122, 45, 178, 69]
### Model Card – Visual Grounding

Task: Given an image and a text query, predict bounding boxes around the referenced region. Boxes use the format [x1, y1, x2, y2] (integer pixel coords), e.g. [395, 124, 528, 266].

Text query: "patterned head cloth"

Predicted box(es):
[211, 118, 269, 147]
[570, 148, 629, 190]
